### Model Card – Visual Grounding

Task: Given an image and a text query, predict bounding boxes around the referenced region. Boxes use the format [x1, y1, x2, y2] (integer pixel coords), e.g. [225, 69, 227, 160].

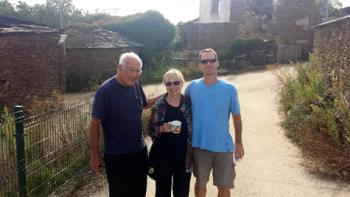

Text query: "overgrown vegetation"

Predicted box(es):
[278, 55, 350, 181]
[221, 37, 265, 59]
[65, 73, 102, 93]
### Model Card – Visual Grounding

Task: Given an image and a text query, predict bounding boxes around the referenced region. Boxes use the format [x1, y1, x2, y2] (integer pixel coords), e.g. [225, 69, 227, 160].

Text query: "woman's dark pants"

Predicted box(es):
[155, 159, 191, 197]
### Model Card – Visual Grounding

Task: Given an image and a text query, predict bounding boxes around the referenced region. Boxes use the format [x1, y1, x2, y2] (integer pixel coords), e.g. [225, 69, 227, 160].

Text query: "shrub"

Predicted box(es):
[279, 55, 350, 146]
[222, 37, 265, 60]
[65, 73, 101, 93]
[278, 55, 350, 181]
[278, 59, 326, 141]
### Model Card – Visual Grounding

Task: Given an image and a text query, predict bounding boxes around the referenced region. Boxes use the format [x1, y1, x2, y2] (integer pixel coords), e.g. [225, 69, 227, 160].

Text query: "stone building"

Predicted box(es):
[0, 16, 64, 111]
[64, 24, 142, 92]
[313, 15, 350, 101]
[273, 0, 321, 62]
[181, 0, 273, 53]
[199, 0, 233, 23]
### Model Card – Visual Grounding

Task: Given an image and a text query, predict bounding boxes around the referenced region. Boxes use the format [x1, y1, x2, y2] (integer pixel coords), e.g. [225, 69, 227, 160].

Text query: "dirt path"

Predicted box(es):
[74, 68, 350, 196]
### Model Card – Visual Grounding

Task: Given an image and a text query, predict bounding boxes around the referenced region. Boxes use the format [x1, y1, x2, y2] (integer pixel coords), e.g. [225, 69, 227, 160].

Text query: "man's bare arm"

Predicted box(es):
[233, 114, 244, 159]
[90, 117, 102, 174]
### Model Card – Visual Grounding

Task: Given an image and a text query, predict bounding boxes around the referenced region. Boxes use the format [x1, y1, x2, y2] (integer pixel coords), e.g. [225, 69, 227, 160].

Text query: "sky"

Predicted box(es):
[8, 0, 350, 25]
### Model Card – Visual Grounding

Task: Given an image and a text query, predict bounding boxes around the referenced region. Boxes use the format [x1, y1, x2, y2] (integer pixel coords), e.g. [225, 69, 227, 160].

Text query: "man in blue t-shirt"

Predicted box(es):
[185, 48, 244, 197]
[90, 52, 158, 197]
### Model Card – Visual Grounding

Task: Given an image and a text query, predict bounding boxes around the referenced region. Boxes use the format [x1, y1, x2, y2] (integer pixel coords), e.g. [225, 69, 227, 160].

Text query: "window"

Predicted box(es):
[211, 0, 220, 14]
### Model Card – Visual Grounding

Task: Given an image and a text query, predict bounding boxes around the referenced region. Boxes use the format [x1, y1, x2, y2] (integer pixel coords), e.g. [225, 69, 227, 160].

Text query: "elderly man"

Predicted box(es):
[185, 48, 244, 197]
[90, 52, 158, 197]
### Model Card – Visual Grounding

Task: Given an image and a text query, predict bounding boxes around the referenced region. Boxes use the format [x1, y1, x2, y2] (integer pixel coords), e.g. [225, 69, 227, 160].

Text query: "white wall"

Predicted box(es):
[199, 0, 231, 23]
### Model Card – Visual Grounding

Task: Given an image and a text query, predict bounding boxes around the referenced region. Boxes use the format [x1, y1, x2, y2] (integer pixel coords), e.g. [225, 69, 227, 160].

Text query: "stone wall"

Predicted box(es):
[0, 33, 63, 111]
[313, 16, 350, 101]
[64, 47, 140, 92]
[273, 0, 321, 55]
[182, 22, 239, 52]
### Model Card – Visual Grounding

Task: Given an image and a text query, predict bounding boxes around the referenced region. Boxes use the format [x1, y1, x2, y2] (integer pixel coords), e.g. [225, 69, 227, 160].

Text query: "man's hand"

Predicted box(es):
[235, 142, 244, 159]
[90, 151, 103, 175]
[145, 95, 162, 109]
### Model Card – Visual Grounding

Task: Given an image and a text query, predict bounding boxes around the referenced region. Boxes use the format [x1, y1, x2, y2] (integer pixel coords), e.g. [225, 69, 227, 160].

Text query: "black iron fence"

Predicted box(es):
[0, 96, 93, 197]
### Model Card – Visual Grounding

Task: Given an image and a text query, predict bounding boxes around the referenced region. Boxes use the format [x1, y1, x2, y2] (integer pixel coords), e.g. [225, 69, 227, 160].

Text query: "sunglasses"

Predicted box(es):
[200, 59, 217, 65]
[165, 81, 181, 87]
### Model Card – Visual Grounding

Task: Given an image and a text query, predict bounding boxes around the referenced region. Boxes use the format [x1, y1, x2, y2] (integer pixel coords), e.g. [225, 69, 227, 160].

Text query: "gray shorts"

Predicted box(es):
[193, 148, 236, 188]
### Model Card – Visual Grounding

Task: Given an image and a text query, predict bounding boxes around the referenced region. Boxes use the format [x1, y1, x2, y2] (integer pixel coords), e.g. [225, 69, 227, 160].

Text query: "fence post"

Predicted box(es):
[14, 105, 27, 197]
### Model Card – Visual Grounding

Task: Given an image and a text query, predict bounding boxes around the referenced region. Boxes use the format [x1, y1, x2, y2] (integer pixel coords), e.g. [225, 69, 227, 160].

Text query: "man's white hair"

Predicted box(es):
[119, 52, 143, 67]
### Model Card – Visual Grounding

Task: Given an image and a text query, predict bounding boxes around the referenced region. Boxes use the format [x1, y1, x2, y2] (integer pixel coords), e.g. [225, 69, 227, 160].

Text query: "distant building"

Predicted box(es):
[199, 0, 232, 23]
[0, 16, 63, 111]
[181, 0, 273, 52]
[64, 24, 142, 92]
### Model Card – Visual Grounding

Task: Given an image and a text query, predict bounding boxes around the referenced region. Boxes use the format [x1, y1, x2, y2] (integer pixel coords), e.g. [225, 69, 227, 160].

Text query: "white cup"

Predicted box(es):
[170, 120, 181, 134]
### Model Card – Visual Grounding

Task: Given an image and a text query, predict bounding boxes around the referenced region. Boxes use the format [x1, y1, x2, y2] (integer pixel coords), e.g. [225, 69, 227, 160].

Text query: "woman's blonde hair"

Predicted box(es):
[163, 69, 185, 83]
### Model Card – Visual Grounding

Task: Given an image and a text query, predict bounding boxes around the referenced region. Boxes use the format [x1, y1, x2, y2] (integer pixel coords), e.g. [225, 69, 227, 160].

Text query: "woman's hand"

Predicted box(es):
[160, 122, 172, 133]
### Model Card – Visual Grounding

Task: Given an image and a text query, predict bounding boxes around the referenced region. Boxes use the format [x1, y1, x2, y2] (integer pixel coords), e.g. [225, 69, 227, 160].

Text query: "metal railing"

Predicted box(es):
[276, 45, 302, 63]
[0, 96, 93, 197]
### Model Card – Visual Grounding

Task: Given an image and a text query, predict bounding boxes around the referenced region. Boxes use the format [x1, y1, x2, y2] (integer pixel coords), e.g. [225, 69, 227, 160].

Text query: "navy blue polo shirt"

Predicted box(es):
[92, 77, 147, 154]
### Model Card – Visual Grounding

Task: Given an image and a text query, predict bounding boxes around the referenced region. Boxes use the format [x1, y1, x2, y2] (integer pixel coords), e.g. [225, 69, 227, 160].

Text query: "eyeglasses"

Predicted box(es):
[200, 59, 216, 65]
[165, 81, 181, 87]
[123, 66, 142, 74]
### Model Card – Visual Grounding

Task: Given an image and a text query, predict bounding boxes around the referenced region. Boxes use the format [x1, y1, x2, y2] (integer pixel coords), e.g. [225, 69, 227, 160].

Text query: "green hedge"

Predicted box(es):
[222, 37, 265, 59]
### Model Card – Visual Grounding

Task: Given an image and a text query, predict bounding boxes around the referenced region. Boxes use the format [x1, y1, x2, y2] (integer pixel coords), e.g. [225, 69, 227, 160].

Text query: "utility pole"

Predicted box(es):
[59, 0, 64, 29]
[323, 0, 329, 22]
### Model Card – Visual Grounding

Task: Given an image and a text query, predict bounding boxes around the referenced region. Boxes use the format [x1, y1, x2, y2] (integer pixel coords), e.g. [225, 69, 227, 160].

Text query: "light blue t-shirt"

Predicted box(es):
[185, 78, 240, 153]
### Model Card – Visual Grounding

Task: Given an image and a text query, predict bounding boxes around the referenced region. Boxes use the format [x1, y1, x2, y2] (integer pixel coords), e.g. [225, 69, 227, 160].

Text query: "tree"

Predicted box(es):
[0, 0, 16, 17]
[320, 0, 344, 18]
[104, 11, 176, 65]
[15, 1, 35, 21]
[0, 0, 84, 28]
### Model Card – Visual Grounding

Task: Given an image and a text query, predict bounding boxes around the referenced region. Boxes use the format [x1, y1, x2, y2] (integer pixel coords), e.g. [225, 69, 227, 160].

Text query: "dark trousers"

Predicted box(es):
[104, 147, 148, 197]
[155, 159, 191, 197]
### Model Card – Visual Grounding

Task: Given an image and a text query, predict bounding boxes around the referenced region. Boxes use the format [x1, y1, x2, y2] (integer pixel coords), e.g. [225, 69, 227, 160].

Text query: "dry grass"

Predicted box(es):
[299, 124, 350, 183]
